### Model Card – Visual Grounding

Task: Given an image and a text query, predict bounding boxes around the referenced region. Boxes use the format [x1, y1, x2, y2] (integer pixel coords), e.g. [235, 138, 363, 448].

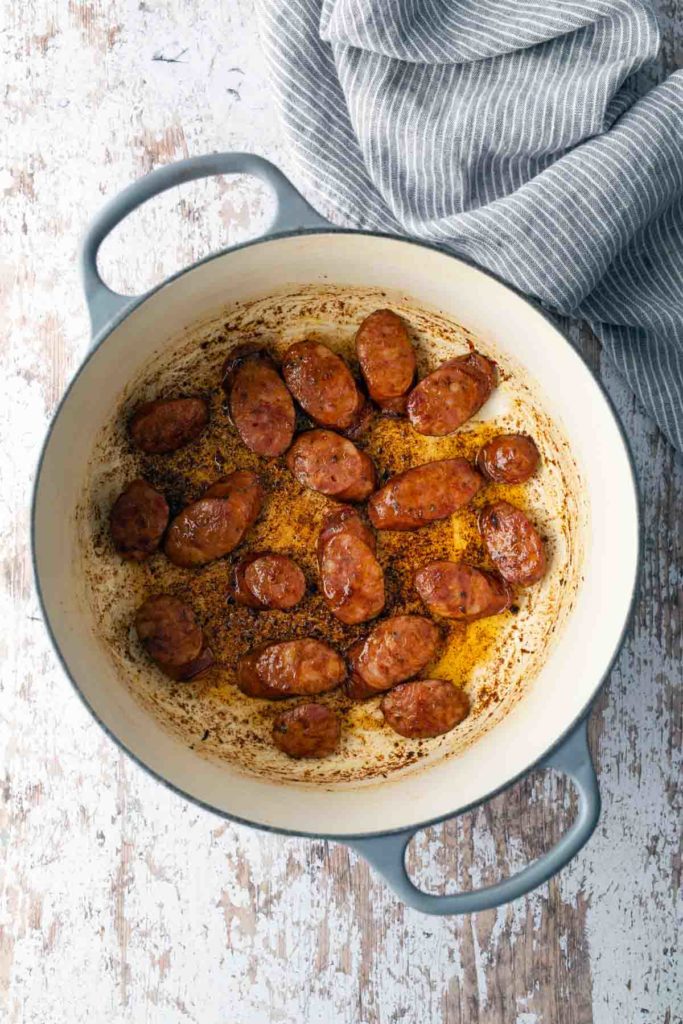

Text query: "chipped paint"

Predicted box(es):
[1, 2, 680, 1023]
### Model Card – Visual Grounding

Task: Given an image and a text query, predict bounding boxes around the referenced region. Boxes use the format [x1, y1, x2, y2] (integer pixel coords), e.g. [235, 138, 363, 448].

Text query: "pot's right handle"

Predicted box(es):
[80, 153, 329, 338]
[348, 718, 600, 916]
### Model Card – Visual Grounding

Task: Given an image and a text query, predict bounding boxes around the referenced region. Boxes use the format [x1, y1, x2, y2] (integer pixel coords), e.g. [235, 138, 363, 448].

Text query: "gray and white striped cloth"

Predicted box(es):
[257, 0, 683, 451]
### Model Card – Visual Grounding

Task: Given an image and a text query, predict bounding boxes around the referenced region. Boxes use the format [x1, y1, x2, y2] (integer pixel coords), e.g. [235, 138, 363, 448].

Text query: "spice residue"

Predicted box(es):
[77, 285, 586, 785]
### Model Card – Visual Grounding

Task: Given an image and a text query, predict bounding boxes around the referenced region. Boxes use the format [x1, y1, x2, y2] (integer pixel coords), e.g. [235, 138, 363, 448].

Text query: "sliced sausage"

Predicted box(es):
[316, 505, 376, 561]
[381, 679, 470, 738]
[376, 394, 409, 415]
[109, 479, 169, 561]
[235, 646, 277, 699]
[135, 594, 214, 681]
[477, 433, 540, 483]
[222, 344, 295, 457]
[135, 594, 201, 668]
[479, 500, 547, 586]
[462, 352, 497, 387]
[407, 351, 496, 436]
[203, 469, 264, 516]
[172, 641, 215, 682]
[368, 458, 483, 531]
[232, 552, 306, 610]
[344, 665, 381, 700]
[237, 639, 346, 699]
[129, 397, 209, 454]
[165, 470, 264, 568]
[346, 615, 441, 696]
[341, 396, 374, 440]
[415, 561, 511, 621]
[272, 703, 341, 759]
[282, 341, 368, 433]
[285, 430, 376, 502]
[355, 309, 416, 411]
[318, 508, 385, 625]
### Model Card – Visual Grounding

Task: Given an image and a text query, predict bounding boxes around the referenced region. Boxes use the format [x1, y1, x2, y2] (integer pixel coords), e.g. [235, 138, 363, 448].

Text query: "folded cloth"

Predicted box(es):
[257, 0, 683, 451]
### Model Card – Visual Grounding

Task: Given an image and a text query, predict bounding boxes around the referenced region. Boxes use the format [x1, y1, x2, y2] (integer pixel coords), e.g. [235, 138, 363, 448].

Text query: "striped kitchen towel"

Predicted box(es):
[257, 0, 683, 451]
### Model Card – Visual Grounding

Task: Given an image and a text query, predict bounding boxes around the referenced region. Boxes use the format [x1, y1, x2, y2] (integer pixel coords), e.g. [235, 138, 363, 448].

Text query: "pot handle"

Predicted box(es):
[347, 717, 600, 916]
[80, 152, 329, 338]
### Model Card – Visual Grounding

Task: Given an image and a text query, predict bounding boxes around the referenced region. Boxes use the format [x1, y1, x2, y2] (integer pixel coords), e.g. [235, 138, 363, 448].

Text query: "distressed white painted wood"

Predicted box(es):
[1, 2, 680, 1022]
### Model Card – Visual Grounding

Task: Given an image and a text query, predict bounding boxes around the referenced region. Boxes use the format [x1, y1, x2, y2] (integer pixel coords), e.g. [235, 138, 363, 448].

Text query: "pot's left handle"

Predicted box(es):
[80, 153, 329, 339]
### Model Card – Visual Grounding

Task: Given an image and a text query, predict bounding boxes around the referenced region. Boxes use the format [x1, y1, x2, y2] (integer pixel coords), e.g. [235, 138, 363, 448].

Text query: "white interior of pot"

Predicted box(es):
[34, 234, 638, 836]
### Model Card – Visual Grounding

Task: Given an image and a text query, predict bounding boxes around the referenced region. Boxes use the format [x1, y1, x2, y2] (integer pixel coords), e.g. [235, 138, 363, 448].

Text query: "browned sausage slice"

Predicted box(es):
[462, 352, 497, 388]
[171, 641, 215, 682]
[316, 505, 376, 559]
[222, 344, 295, 457]
[282, 341, 367, 432]
[165, 470, 264, 568]
[285, 430, 376, 501]
[341, 397, 374, 441]
[203, 469, 264, 515]
[272, 703, 341, 759]
[477, 433, 540, 483]
[318, 509, 385, 625]
[407, 351, 496, 436]
[355, 309, 416, 410]
[109, 479, 169, 561]
[166, 499, 243, 567]
[381, 679, 470, 738]
[346, 615, 441, 696]
[129, 397, 209, 454]
[237, 639, 346, 699]
[232, 553, 306, 610]
[479, 500, 547, 586]
[415, 561, 511, 621]
[135, 594, 201, 667]
[135, 594, 214, 681]
[368, 458, 483, 531]
[344, 662, 380, 700]
[235, 646, 277, 699]
[377, 395, 409, 415]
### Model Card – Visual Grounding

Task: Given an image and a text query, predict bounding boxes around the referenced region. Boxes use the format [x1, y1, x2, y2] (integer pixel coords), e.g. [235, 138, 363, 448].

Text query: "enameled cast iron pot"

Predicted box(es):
[32, 153, 640, 915]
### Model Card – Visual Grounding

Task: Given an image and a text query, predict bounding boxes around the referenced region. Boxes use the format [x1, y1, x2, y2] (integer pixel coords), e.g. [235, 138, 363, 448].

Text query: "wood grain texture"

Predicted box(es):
[1, 2, 680, 1022]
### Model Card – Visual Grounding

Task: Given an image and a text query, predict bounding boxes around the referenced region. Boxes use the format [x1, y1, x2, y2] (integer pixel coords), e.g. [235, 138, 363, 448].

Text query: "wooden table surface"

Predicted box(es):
[2, 3, 681, 1022]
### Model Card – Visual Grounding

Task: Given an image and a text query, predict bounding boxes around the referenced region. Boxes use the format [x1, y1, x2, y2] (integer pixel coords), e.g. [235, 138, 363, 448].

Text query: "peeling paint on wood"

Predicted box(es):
[1, 2, 680, 1023]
